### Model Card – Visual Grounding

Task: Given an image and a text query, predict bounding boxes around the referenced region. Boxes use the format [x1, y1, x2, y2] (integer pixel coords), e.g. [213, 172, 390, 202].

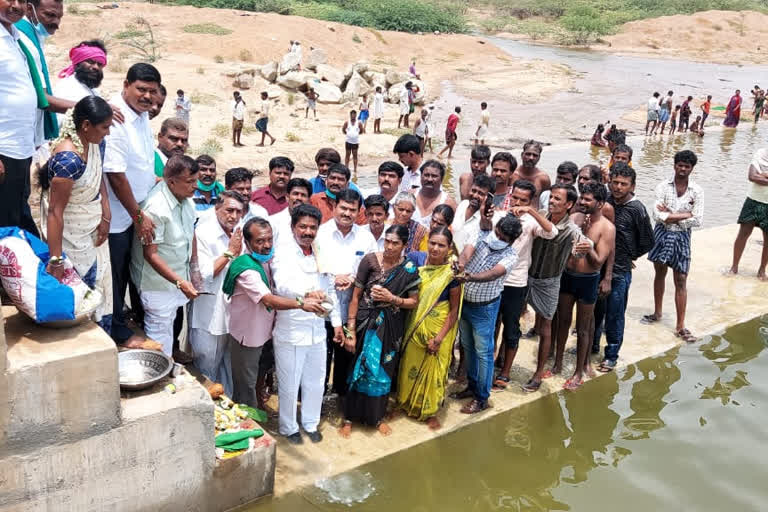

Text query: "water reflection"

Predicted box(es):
[248, 317, 766, 511]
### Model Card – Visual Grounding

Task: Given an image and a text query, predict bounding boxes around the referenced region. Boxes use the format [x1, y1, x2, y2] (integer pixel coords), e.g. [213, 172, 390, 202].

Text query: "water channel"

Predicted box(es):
[249, 41, 768, 510]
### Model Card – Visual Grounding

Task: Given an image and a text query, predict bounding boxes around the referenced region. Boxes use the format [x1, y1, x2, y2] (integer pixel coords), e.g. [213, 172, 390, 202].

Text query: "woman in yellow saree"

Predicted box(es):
[398, 227, 462, 429]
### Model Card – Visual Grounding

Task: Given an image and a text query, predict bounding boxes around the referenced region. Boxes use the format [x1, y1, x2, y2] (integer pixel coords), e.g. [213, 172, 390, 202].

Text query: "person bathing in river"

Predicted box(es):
[458, 144, 491, 201]
[641, 150, 703, 343]
[679, 96, 693, 132]
[590, 124, 607, 147]
[668, 105, 680, 135]
[553, 183, 615, 390]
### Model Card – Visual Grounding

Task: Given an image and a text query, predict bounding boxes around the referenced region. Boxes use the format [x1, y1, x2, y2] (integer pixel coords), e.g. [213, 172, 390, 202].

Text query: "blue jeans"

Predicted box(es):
[604, 271, 632, 362]
[459, 298, 501, 402]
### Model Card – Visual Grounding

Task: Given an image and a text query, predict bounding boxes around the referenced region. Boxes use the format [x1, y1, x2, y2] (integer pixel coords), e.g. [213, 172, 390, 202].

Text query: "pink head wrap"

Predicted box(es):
[58, 45, 108, 78]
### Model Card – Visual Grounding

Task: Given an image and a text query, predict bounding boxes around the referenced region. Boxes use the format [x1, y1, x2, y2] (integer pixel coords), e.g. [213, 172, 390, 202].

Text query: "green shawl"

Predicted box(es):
[15, 20, 57, 139]
[222, 254, 272, 310]
[154, 150, 164, 178]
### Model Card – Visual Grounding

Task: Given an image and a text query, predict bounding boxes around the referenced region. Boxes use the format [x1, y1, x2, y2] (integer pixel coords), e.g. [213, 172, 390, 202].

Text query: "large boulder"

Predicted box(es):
[344, 61, 369, 80]
[315, 64, 345, 87]
[387, 79, 426, 105]
[277, 70, 309, 90]
[363, 70, 386, 91]
[385, 69, 412, 87]
[265, 85, 282, 99]
[279, 52, 301, 74]
[305, 48, 327, 71]
[306, 78, 342, 104]
[343, 72, 372, 100]
[232, 73, 254, 90]
[260, 61, 278, 82]
[225, 66, 257, 78]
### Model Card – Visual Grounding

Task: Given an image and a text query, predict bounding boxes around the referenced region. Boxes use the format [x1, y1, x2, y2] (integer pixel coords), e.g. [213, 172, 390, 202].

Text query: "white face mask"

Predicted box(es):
[486, 232, 508, 251]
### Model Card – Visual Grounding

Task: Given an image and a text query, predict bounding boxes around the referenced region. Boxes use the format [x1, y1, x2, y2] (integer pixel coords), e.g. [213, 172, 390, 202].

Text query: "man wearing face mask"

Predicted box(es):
[54, 40, 107, 125]
[452, 212, 522, 414]
[189, 191, 246, 396]
[224, 216, 327, 408]
[192, 154, 223, 213]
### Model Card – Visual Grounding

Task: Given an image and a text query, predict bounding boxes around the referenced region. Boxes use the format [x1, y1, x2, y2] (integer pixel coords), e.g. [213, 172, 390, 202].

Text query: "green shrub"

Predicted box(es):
[198, 138, 224, 156]
[559, 5, 613, 43]
[182, 23, 233, 35]
[214, 55, 224, 63]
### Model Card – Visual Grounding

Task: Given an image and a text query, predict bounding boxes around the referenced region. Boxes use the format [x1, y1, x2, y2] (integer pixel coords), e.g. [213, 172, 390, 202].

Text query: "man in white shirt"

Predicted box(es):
[393, 134, 422, 194]
[255, 91, 275, 146]
[189, 191, 246, 396]
[0, 10, 40, 235]
[362, 194, 390, 251]
[267, 177, 312, 247]
[315, 189, 377, 398]
[104, 63, 162, 343]
[453, 173, 504, 252]
[272, 203, 342, 444]
[492, 179, 557, 389]
[175, 88, 191, 126]
[645, 91, 661, 135]
[54, 39, 107, 125]
[232, 91, 245, 147]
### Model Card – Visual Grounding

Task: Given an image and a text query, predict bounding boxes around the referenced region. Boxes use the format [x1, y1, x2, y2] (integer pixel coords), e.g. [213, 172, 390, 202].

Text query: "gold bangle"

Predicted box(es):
[175, 279, 182, 289]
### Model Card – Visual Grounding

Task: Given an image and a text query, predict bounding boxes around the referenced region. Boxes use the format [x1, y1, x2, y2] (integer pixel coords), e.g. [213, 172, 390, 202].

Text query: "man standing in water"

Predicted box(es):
[437, 106, 461, 159]
[510, 140, 551, 205]
[598, 163, 654, 372]
[642, 150, 703, 342]
[729, 148, 768, 281]
[658, 90, 673, 135]
[645, 92, 660, 135]
[522, 185, 579, 392]
[458, 144, 491, 201]
[554, 183, 615, 390]
[474, 101, 490, 146]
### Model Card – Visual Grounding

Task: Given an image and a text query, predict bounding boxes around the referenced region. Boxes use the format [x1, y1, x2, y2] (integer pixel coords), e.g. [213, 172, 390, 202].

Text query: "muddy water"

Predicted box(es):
[246, 315, 768, 511]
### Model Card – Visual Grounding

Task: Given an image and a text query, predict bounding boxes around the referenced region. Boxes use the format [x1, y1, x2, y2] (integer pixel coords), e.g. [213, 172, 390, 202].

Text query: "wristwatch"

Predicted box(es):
[223, 251, 235, 260]
[296, 296, 304, 307]
[49, 255, 64, 266]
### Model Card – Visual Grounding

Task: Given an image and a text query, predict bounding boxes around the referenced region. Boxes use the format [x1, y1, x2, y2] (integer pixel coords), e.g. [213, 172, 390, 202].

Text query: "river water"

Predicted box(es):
[246, 315, 768, 511]
[248, 42, 768, 511]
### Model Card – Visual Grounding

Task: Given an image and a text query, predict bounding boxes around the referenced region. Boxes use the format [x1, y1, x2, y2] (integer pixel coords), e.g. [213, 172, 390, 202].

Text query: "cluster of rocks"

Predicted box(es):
[229, 48, 426, 106]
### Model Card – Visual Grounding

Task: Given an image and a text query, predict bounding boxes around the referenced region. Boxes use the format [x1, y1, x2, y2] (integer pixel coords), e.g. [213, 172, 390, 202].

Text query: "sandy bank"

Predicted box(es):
[263, 222, 767, 496]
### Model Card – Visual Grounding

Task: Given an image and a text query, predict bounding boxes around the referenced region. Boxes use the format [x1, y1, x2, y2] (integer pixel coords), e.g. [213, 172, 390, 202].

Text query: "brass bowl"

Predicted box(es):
[118, 349, 173, 391]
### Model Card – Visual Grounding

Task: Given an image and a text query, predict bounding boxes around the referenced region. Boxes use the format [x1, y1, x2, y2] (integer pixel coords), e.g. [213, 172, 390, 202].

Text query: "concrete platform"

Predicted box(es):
[266, 223, 767, 496]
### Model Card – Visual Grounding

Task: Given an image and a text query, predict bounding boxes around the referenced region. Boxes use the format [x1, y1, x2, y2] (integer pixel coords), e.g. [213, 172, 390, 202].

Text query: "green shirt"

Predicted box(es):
[130, 181, 196, 292]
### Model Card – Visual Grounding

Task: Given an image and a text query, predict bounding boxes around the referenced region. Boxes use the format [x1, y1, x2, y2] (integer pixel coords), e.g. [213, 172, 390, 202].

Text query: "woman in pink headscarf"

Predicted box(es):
[724, 89, 742, 128]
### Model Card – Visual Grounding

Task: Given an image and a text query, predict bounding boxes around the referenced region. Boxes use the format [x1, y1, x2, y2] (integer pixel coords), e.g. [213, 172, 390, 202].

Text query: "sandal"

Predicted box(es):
[492, 376, 510, 390]
[460, 399, 489, 414]
[596, 359, 617, 373]
[521, 379, 541, 393]
[675, 328, 697, 343]
[640, 313, 661, 325]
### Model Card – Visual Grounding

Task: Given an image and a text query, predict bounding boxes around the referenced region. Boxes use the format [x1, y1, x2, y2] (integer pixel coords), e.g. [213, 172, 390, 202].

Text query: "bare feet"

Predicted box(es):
[549, 365, 562, 376]
[338, 421, 352, 438]
[377, 422, 392, 436]
[585, 364, 597, 378]
[425, 417, 441, 430]
[727, 265, 738, 275]
[758, 272, 767, 281]
[270, 137, 276, 146]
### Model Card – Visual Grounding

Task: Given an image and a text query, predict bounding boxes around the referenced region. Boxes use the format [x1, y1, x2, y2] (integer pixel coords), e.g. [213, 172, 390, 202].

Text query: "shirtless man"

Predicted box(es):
[578, 164, 615, 222]
[458, 145, 491, 201]
[413, 159, 457, 226]
[511, 140, 550, 205]
[553, 183, 615, 390]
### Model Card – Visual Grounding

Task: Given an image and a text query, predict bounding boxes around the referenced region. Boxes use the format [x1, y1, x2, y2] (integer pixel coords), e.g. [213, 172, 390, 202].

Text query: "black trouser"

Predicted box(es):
[108, 226, 142, 342]
[592, 296, 607, 352]
[325, 321, 353, 396]
[0, 154, 39, 237]
[499, 285, 528, 350]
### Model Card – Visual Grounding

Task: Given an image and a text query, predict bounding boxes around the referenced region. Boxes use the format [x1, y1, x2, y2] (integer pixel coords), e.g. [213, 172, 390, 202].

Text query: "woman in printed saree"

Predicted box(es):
[724, 89, 742, 128]
[398, 227, 462, 430]
[340, 225, 421, 437]
[40, 96, 113, 328]
[392, 191, 427, 253]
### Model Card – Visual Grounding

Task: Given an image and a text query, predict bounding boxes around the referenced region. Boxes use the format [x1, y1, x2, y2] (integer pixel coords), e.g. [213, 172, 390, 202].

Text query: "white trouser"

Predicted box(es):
[140, 289, 189, 356]
[274, 341, 327, 436]
[189, 328, 232, 396]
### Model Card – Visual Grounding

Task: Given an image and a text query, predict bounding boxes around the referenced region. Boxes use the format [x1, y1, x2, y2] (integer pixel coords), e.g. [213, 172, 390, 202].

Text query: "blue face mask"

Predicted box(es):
[251, 248, 274, 263]
[486, 232, 509, 251]
[325, 189, 337, 200]
[30, 6, 52, 40]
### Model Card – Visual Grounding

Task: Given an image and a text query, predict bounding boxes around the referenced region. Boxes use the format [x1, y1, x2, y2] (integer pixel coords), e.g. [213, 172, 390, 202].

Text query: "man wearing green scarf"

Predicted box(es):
[154, 117, 188, 178]
[224, 217, 326, 409]
[193, 154, 224, 213]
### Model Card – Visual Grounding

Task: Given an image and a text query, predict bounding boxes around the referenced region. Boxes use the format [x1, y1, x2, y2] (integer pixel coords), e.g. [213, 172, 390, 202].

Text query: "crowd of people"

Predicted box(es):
[2, 0, 768, 446]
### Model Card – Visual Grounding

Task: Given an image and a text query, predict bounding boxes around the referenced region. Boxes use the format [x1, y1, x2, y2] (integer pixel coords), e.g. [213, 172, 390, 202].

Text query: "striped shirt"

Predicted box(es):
[463, 230, 518, 303]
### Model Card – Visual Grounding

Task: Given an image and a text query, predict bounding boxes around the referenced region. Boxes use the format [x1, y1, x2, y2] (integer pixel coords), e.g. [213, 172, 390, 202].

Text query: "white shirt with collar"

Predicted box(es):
[315, 219, 377, 322]
[55, 73, 99, 119]
[399, 167, 421, 194]
[17, 22, 46, 149]
[452, 199, 505, 253]
[362, 223, 388, 251]
[267, 207, 291, 247]
[272, 236, 341, 346]
[190, 214, 232, 335]
[103, 93, 156, 233]
[0, 24, 37, 159]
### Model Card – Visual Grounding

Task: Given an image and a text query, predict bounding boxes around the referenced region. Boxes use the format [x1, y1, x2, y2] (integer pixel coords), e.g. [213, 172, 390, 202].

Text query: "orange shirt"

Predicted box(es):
[702, 100, 711, 114]
[309, 192, 367, 225]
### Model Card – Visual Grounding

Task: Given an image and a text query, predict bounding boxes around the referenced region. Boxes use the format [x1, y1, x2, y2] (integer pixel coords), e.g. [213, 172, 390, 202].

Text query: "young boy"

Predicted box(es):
[305, 87, 319, 120]
[668, 105, 680, 135]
